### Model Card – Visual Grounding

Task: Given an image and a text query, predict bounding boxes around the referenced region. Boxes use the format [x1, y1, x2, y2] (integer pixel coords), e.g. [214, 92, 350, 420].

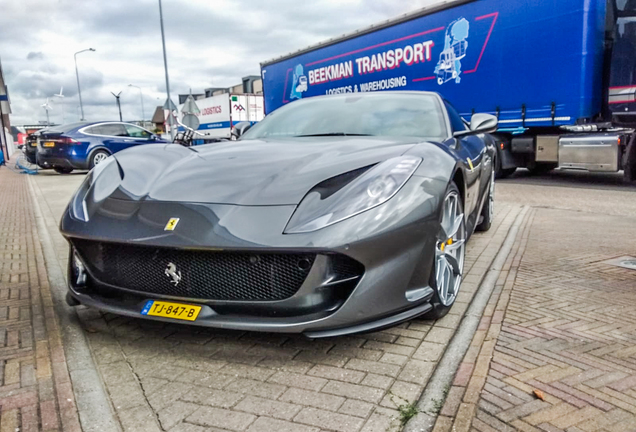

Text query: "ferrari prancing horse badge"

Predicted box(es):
[164, 218, 180, 231]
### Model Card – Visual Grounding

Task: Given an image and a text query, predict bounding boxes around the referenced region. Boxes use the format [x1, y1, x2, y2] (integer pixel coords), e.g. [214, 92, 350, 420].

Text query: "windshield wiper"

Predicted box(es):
[294, 132, 372, 137]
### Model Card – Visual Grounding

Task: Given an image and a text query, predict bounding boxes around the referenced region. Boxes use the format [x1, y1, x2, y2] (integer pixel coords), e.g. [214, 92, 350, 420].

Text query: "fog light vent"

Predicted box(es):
[73, 252, 87, 286]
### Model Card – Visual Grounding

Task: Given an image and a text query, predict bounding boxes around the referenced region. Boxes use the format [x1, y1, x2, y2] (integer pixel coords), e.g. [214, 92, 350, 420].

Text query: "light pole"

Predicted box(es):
[128, 84, 145, 123]
[74, 48, 95, 121]
[158, 0, 175, 140]
[53, 87, 65, 124]
[111, 91, 122, 121]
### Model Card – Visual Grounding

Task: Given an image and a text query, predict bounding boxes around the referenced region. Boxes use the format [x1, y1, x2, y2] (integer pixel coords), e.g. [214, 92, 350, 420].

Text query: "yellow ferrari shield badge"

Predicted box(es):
[164, 218, 180, 231]
[466, 158, 474, 172]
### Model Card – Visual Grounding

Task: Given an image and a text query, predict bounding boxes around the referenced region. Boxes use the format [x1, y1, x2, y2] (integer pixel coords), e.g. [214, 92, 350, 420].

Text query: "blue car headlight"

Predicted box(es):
[70, 156, 122, 222]
[285, 156, 422, 234]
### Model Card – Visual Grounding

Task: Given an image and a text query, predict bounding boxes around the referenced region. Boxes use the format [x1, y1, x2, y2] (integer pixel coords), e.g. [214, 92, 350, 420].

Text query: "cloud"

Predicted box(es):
[26, 52, 45, 61]
[0, 0, 443, 125]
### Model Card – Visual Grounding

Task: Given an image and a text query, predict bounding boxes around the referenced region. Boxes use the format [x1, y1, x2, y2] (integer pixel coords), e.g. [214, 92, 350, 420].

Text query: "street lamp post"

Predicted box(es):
[158, 0, 175, 140]
[74, 48, 95, 121]
[128, 84, 145, 123]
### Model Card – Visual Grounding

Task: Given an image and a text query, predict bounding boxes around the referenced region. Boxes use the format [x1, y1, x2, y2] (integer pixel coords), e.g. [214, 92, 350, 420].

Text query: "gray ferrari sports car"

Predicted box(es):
[60, 91, 497, 338]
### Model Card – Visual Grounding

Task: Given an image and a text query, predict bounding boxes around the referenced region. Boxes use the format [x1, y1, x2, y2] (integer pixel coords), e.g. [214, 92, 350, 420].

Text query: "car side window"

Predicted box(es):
[99, 124, 128, 137]
[85, 126, 102, 135]
[444, 102, 468, 133]
[125, 125, 151, 139]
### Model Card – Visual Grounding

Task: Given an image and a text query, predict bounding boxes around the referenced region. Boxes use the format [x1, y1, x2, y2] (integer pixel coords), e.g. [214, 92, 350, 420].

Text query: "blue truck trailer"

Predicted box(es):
[260, 0, 636, 182]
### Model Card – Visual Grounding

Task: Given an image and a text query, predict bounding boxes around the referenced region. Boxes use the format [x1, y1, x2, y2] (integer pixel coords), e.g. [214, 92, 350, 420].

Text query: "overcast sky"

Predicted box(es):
[2, 0, 442, 125]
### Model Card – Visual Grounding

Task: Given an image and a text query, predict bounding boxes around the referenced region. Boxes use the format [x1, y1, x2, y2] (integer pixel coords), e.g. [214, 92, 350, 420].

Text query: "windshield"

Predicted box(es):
[242, 93, 447, 140]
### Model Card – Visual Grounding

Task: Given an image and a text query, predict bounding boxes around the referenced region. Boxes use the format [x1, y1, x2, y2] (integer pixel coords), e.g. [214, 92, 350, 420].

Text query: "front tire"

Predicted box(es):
[424, 182, 466, 320]
[53, 166, 74, 174]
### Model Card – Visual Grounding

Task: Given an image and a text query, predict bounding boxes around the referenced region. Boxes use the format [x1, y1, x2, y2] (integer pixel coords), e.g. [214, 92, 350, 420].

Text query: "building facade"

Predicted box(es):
[0, 58, 12, 163]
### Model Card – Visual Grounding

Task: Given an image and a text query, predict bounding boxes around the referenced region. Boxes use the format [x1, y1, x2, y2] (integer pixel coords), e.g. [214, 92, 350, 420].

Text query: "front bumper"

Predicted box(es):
[61, 176, 446, 336]
[66, 285, 434, 337]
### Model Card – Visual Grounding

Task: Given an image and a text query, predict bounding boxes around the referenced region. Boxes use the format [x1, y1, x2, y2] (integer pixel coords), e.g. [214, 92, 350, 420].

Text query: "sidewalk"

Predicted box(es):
[0, 162, 81, 431]
[433, 207, 636, 431]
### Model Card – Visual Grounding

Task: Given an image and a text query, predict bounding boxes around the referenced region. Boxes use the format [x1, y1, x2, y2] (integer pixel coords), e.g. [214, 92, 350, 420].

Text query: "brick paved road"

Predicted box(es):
[0, 163, 81, 431]
[18, 166, 636, 432]
[27, 169, 522, 432]
[434, 177, 636, 431]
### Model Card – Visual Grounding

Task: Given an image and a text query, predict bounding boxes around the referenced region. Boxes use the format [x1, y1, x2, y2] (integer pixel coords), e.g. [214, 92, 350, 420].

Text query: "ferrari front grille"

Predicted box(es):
[71, 240, 362, 302]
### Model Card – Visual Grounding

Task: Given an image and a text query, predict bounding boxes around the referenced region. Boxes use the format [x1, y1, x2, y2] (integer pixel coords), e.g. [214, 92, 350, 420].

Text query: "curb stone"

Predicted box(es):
[27, 175, 121, 432]
[404, 206, 531, 432]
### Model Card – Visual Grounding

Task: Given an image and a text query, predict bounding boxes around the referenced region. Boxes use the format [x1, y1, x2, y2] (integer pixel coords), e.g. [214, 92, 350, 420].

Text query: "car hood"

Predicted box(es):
[110, 137, 423, 206]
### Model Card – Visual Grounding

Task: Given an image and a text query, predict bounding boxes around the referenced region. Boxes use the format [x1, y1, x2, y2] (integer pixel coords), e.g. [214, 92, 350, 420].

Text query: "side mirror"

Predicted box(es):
[231, 122, 252, 140]
[454, 113, 498, 137]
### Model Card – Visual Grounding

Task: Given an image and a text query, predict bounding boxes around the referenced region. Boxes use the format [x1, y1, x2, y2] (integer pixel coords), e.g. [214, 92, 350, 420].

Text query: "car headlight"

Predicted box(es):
[70, 156, 122, 222]
[285, 156, 422, 234]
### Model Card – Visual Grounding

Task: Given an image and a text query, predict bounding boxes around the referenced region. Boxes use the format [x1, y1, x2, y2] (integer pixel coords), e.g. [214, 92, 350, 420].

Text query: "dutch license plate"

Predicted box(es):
[141, 300, 201, 321]
[43, 141, 55, 147]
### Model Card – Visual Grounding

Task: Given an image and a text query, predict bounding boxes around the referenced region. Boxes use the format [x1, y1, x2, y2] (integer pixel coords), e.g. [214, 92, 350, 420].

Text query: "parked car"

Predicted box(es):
[10, 126, 27, 148]
[61, 92, 497, 337]
[24, 130, 44, 165]
[37, 121, 167, 174]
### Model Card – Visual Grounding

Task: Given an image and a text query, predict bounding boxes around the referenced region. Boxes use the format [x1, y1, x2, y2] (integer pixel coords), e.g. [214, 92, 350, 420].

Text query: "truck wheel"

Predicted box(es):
[623, 134, 636, 184]
[527, 162, 557, 175]
[498, 168, 517, 178]
[494, 153, 516, 179]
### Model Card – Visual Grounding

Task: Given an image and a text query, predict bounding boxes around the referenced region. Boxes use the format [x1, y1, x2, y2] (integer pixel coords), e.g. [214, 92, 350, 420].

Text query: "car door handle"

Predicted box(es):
[123, 139, 134, 142]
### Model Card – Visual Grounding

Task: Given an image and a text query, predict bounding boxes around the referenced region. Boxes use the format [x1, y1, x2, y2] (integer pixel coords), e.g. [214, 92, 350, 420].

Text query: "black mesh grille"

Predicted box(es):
[72, 240, 320, 302]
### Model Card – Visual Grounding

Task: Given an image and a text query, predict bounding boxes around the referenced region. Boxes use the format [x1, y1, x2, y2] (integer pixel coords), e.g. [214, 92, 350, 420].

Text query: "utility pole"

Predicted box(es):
[74, 48, 96, 121]
[158, 0, 175, 140]
[111, 91, 122, 121]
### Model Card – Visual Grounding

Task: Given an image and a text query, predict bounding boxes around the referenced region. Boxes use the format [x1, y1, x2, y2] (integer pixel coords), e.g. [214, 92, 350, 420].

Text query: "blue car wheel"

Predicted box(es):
[90, 150, 110, 169]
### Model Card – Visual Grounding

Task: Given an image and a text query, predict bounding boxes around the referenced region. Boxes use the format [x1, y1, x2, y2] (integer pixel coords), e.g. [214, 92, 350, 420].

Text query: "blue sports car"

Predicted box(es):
[37, 121, 167, 173]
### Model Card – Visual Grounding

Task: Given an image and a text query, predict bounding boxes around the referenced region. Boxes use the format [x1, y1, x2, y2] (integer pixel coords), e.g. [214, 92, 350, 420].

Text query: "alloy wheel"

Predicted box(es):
[93, 152, 108, 166]
[435, 190, 466, 307]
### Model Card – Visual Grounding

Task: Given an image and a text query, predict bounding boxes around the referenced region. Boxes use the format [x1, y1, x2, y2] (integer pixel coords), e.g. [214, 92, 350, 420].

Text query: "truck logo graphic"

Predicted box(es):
[290, 64, 308, 100]
[435, 18, 470, 85]
[233, 103, 245, 112]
